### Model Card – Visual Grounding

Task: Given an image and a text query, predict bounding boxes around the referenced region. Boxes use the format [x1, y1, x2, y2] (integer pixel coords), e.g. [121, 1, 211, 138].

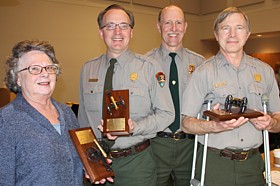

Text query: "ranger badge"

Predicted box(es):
[188, 64, 195, 74]
[130, 72, 138, 81]
[156, 72, 166, 88]
[254, 74, 261, 82]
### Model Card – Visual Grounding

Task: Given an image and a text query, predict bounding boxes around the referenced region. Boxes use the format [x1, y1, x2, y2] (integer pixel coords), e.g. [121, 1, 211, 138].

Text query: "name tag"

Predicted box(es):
[88, 78, 98, 82]
[214, 81, 227, 88]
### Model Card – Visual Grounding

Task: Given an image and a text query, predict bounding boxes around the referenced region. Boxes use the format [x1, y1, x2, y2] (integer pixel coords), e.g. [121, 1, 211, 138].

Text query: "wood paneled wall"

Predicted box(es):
[251, 52, 280, 71]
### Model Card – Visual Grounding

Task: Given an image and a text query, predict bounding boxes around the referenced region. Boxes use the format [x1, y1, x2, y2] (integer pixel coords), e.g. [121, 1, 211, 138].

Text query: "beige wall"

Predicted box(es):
[200, 0, 280, 39]
[1, 0, 280, 103]
[0, 0, 162, 102]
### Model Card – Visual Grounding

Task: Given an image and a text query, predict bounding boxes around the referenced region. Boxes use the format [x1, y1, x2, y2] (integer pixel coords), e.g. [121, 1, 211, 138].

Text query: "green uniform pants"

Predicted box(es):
[105, 145, 156, 186]
[195, 145, 265, 186]
[151, 137, 194, 186]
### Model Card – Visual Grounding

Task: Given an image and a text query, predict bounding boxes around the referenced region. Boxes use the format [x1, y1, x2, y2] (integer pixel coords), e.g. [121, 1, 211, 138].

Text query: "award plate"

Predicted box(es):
[69, 127, 114, 183]
[203, 108, 264, 121]
[103, 89, 129, 136]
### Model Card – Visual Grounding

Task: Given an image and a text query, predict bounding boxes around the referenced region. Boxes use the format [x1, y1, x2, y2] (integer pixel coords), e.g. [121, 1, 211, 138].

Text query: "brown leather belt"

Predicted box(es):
[208, 147, 259, 161]
[157, 131, 194, 140]
[109, 140, 150, 158]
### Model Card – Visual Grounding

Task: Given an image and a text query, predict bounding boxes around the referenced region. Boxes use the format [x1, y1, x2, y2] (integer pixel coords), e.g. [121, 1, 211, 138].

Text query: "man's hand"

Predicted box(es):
[98, 119, 118, 140]
[250, 114, 272, 131]
[212, 103, 249, 132]
[215, 117, 249, 131]
[128, 118, 134, 134]
[84, 159, 114, 184]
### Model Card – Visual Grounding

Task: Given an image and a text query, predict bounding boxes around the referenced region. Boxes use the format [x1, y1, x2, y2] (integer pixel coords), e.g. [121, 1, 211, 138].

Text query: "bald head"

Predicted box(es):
[157, 5, 187, 52]
[158, 5, 186, 23]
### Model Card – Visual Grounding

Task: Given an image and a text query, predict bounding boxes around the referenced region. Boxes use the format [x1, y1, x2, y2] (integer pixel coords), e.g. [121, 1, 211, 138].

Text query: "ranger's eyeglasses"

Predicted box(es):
[101, 23, 131, 30]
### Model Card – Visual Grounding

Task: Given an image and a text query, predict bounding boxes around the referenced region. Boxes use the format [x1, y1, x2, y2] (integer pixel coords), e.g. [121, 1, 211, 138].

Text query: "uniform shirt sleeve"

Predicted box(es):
[78, 66, 90, 128]
[181, 62, 211, 117]
[132, 58, 175, 135]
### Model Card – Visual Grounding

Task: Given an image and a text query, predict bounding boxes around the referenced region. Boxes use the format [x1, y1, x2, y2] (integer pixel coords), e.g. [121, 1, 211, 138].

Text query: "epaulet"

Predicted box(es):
[135, 53, 148, 61]
[135, 53, 158, 65]
[144, 48, 158, 57]
[203, 56, 215, 64]
[247, 55, 263, 63]
[246, 55, 272, 68]
[183, 48, 205, 60]
[84, 55, 103, 65]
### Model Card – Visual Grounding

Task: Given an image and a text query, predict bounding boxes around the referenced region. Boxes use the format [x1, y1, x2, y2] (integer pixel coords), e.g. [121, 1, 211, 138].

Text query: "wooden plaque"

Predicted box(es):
[69, 127, 114, 183]
[103, 89, 130, 136]
[203, 108, 264, 121]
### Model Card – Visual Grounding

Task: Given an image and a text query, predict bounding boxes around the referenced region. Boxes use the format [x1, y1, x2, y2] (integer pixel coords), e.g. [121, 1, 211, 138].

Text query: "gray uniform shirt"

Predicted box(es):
[181, 51, 280, 150]
[145, 45, 205, 132]
[78, 50, 175, 149]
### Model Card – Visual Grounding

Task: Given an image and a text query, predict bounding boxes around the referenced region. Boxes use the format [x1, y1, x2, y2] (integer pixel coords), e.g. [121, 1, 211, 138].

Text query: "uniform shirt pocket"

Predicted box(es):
[182, 73, 191, 90]
[83, 84, 104, 111]
[213, 85, 237, 107]
[248, 82, 264, 97]
[248, 82, 264, 109]
[129, 87, 149, 116]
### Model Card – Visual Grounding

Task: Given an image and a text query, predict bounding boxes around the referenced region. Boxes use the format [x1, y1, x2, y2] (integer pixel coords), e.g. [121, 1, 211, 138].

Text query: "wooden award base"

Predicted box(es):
[103, 89, 130, 136]
[203, 108, 264, 121]
[69, 127, 114, 183]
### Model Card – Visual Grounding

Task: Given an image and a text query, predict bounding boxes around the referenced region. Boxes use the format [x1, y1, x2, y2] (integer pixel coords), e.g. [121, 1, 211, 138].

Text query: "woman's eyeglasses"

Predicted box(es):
[18, 64, 59, 75]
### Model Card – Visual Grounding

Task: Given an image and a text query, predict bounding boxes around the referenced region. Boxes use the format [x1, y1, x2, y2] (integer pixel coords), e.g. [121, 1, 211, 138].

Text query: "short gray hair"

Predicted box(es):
[4, 40, 61, 93]
[213, 7, 250, 34]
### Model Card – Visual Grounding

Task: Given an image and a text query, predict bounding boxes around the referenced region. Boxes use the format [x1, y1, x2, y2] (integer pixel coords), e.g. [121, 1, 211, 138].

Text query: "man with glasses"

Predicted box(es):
[145, 5, 205, 186]
[78, 4, 175, 186]
[181, 7, 280, 185]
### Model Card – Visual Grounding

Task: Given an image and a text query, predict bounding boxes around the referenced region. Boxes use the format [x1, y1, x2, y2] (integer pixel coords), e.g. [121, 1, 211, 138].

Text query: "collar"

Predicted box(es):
[14, 93, 64, 130]
[106, 49, 133, 69]
[215, 51, 257, 70]
[159, 45, 184, 63]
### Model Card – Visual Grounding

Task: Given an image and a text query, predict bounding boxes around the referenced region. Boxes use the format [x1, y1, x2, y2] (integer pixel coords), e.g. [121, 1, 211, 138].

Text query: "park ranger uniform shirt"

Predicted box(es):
[79, 49, 175, 149]
[181, 51, 280, 150]
[145, 45, 205, 132]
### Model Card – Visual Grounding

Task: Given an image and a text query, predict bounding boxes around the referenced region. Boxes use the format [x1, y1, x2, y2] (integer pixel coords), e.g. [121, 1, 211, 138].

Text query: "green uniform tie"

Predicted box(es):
[169, 53, 180, 133]
[103, 58, 117, 148]
[104, 58, 117, 92]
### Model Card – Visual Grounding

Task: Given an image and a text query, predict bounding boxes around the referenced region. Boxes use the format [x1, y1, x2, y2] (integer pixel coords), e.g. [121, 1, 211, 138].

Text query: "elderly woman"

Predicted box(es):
[0, 40, 84, 185]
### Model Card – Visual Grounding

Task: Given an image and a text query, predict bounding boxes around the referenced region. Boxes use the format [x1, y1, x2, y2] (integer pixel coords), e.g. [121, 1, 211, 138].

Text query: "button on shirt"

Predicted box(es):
[181, 51, 280, 149]
[79, 50, 175, 149]
[145, 46, 205, 132]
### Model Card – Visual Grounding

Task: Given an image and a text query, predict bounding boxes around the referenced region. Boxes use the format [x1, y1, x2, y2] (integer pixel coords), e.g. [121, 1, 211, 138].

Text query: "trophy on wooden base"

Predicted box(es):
[203, 95, 264, 121]
[103, 89, 130, 136]
[69, 127, 114, 183]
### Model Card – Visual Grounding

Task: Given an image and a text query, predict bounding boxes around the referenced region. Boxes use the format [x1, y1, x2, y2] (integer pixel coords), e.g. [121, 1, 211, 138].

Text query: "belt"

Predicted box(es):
[208, 147, 259, 161]
[109, 140, 150, 158]
[157, 131, 194, 140]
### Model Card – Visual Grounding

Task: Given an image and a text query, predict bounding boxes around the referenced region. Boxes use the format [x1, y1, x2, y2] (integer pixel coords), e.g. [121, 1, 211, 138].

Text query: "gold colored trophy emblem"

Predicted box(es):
[103, 89, 130, 136]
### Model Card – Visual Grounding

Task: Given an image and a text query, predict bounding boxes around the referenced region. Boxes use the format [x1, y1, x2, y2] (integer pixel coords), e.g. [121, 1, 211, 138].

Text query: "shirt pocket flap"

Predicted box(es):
[83, 84, 103, 111]
[248, 82, 263, 96]
[128, 86, 147, 115]
[213, 85, 237, 106]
